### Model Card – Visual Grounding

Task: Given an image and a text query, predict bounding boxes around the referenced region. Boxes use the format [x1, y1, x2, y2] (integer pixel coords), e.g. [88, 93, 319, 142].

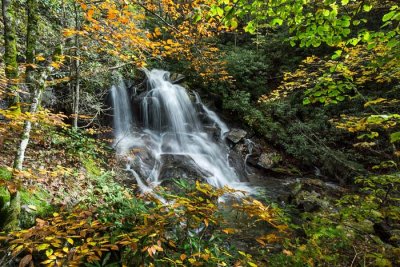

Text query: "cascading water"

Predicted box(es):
[194, 92, 229, 139]
[111, 69, 250, 193]
[110, 80, 135, 154]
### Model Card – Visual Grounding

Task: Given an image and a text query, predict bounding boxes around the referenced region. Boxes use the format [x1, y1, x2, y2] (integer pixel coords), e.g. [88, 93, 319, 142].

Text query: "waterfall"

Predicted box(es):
[111, 80, 135, 153]
[111, 69, 251, 193]
[194, 92, 229, 139]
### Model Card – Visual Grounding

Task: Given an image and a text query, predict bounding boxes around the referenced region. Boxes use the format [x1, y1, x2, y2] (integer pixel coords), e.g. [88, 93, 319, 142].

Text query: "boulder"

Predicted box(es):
[227, 128, 247, 144]
[159, 154, 208, 192]
[257, 152, 282, 170]
[293, 190, 328, 212]
[170, 73, 185, 84]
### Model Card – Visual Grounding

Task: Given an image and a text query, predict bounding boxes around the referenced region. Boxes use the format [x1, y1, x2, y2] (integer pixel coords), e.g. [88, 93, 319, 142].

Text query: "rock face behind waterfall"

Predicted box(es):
[110, 69, 252, 193]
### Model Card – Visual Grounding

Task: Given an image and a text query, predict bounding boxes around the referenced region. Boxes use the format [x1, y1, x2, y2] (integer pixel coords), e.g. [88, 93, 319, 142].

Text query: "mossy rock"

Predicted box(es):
[0, 185, 54, 229]
[0, 167, 12, 214]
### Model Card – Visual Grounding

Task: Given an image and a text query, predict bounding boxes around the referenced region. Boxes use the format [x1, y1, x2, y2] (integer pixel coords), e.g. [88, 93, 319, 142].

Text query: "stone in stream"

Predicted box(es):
[169, 73, 185, 84]
[227, 128, 247, 144]
[159, 154, 209, 192]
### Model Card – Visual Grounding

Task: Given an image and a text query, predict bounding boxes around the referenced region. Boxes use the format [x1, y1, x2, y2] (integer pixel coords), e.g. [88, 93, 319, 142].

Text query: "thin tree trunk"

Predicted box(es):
[1, 0, 20, 231]
[13, 87, 43, 170]
[13, 0, 39, 172]
[25, 0, 38, 95]
[72, 3, 80, 129]
[3, 0, 39, 231]
[2, 0, 19, 106]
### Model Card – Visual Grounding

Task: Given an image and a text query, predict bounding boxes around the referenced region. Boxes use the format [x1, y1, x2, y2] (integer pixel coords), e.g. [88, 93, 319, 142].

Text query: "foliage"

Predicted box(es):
[0, 182, 286, 266]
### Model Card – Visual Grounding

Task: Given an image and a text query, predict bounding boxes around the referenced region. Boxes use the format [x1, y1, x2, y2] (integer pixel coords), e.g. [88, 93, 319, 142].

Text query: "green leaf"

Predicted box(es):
[303, 98, 311, 105]
[390, 132, 400, 143]
[216, 7, 224, 17]
[272, 18, 283, 26]
[341, 0, 349, 5]
[363, 31, 370, 41]
[387, 38, 399, 48]
[336, 95, 345, 101]
[383, 11, 396, 22]
[312, 38, 321, 47]
[244, 21, 256, 33]
[37, 244, 50, 251]
[46, 248, 54, 257]
[363, 4, 372, 12]
[193, 14, 201, 23]
[341, 19, 350, 27]
[230, 19, 238, 30]
[331, 50, 342, 60]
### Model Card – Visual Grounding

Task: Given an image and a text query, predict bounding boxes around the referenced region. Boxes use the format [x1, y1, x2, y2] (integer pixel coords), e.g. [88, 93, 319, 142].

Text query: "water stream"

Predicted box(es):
[112, 69, 251, 193]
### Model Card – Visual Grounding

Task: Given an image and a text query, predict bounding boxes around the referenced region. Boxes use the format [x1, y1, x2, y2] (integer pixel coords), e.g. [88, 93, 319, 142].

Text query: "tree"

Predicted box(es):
[2, 0, 19, 107]
[1, 0, 20, 231]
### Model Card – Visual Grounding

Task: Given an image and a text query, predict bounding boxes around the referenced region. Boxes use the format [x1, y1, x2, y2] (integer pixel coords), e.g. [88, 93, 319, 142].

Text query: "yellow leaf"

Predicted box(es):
[283, 249, 293, 256]
[28, 205, 37, 211]
[67, 238, 74, 245]
[37, 243, 50, 251]
[222, 228, 236, 234]
[50, 62, 61, 69]
[36, 55, 46, 61]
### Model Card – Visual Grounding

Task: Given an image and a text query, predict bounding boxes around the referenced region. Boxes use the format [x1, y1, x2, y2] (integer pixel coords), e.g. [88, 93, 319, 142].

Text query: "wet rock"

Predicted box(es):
[284, 178, 344, 212]
[373, 221, 400, 246]
[203, 125, 220, 140]
[228, 149, 247, 180]
[257, 152, 282, 170]
[294, 190, 328, 212]
[170, 73, 185, 84]
[233, 143, 247, 155]
[374, 222, 393, 244]
[296, 178, 346, 197]
[227, 128, 247, 144]
[159, 154, 208, 192]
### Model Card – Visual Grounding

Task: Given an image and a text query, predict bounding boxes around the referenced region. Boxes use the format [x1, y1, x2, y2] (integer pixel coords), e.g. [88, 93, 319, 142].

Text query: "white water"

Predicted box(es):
[111, 80, 136, 154]
[112, 69, 251, 193]
[244, 139, 255, 175]
[194, 92, 229, 139]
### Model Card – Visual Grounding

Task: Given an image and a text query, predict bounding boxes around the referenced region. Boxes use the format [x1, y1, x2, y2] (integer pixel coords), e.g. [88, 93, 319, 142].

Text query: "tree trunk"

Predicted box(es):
[25, 0, 38, 95]
[1, 0, 20, 231]
[72, 3, 80, 129]
[13, 86, 43, 170]
[2, 0, 19, 106]
[4, 0, 39, 231]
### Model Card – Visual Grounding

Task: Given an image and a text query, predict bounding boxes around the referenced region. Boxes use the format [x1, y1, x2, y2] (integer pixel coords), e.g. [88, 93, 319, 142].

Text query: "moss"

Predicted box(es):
[82, 156, 102, 177]
[19, 187, 54, 228]
[0, 167, 12, 180]
[1, 185, 54, 229]
[0, 167, 12, 209]
[2, 192, 21, 231]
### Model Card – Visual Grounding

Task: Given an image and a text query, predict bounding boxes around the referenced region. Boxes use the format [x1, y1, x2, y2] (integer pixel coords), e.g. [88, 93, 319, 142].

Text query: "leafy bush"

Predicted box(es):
[0, 181, 286, 267]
